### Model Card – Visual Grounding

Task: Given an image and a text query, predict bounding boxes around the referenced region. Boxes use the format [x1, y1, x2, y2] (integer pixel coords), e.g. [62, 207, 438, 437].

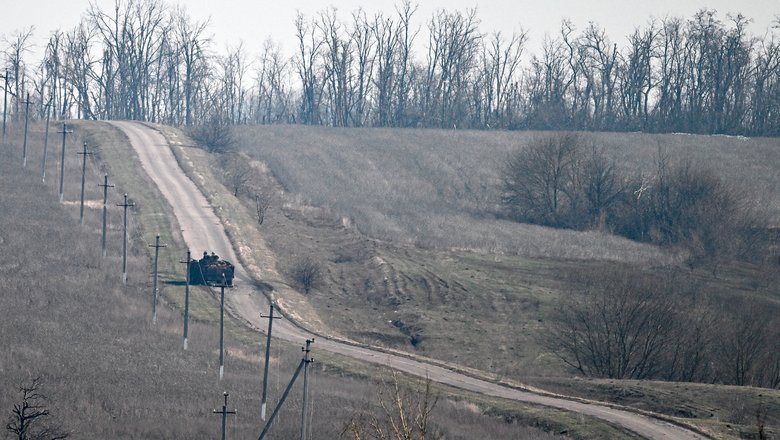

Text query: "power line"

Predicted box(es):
[57, 123, 72, 203]
[179, 249, 192, 350]
[257, 338, 315, 440]
[98, 175, 115, 257]
[300, 338, 314, 440]
[20, 92, 32, 168]
[1, 69, 8, 145]
[212, 392, 236, 440]
[260, 304, 281, 421]
[117, 193, 135, 285]
[40, 100, 52, 183]
[149, 235, 167, 324]
[215, 274, 230, 380]
[77, 142, 94, 225]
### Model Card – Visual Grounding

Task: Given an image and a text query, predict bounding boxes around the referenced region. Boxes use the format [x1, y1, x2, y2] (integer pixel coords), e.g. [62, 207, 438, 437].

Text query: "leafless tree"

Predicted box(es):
[254, 191, 271, 225]
[480, 31, 527, 127]
[714, 302, 772, 386]
[254, 38, 291, 124]
[291, 256, 322, 294]
[423, 8, 481, 127]
[546, 269, 680, 380]
[317, 7, 354, 127]
[3, 27, 35, 121]
[62, 23, 95, 119]
[5, 378, 69, 440]
[294, 12, 324, 125]
[501, 133, 580, 226]
[220, 152, 253, 196]
[343, 371, 441, 440]
[172, 7, 210, 126]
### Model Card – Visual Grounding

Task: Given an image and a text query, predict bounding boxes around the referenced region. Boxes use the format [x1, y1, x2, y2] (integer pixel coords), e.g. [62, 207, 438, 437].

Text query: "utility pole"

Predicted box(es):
[257, 339, 314, 440]
[21, 92, 32, 167]
[77, 142, 93, 225]
[212, 392, 236, 440]
[57, 123, 72, 202]
[179, 249, 192, 350]
[149, 235, 167, 324]
[300, 338, 314, 440]
[216, 273, 229, 380]
[260, 304, 280, 420]
[98, 175, 114, 256]
[41, 100, 52, 182]
[1, 69, 8, 145]
[117, 193, 134, 285]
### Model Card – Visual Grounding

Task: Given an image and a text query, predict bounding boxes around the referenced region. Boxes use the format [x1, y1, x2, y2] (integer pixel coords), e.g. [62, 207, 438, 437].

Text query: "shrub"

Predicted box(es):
[290, 256, 322, 294]
[187, 116, 235, 153]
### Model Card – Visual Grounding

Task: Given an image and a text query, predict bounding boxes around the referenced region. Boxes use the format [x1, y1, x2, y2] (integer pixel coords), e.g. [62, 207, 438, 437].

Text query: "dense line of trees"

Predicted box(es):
[2, 0, 779, 135]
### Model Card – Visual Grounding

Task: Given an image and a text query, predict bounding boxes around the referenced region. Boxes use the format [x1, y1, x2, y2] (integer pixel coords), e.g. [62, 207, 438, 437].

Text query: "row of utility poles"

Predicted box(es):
[3, 98, 137, 284]
[3, 104, 319, 439]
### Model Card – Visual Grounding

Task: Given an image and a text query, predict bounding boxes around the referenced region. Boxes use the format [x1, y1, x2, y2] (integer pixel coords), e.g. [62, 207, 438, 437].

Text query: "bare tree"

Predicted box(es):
[188, 114, 234, 153]
[5, 378, 69, 440]
[172, 7, 210, 126]
[546, 269, 680, 380]
[294, 12, 324, 125]
[501, 133, 580, 226]
[572, 145, 626, 229]
[254, 191, 271, 225]
[290, 256, 322, 294]
[343, 371, 441, 440]
[481, 31, 527, 128]
[423, 8, 481, 127]
[254, 38, 291, 124]
[3, 27, 35, 121]
[220, 152, 253, 196]
[317, 7, 354, 127]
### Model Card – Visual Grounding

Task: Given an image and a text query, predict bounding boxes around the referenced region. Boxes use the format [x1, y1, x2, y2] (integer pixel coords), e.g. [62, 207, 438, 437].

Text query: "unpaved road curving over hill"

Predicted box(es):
[111, 120, 706, 440]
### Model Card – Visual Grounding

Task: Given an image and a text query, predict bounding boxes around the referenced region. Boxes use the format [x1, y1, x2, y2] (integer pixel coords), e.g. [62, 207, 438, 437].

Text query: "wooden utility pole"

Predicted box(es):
[257, 339, 314, 440]
[41, 100, 52, 182]
[77, 142, 93, 225]
[260, 304, 280, 420]
[300, 338, 314, 440]
[57, 123, 72, 202]
[179, 249, 192, 350]
[117, 193, 135, 285]
[212, 392, 236, 440]
[149, 235, 167, 324]
[216, 274, 229, 380]
[21, 92, 32, 167]
[98, 175, 114, 256]
[1, 69, 8, 145]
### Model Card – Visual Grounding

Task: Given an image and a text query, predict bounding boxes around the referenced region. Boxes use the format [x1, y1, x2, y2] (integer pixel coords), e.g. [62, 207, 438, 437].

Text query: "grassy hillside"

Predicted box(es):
[233, 125, 780, 256]
[218, 125, 780, 375]
[172, 123, 780, 437]
[0, 122, 613, 439]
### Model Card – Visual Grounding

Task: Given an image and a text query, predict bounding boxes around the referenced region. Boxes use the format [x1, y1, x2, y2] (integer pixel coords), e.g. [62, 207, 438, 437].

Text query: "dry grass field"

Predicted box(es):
[233, 125, 780, 255]
[178, 123, 780, 437]
[2, 121, 647, 439]
[213, 125, 780, 378]
[4, 119, 773, 437]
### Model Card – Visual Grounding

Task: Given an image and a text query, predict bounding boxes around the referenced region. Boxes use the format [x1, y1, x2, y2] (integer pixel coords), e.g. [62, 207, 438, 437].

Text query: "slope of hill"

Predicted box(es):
[0, 123, 578, 439]
[177, 123, 780, 437]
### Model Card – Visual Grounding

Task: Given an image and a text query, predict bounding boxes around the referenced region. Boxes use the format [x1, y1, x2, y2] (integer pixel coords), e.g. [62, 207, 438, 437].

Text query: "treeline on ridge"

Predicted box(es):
[2, 1, 780, 135]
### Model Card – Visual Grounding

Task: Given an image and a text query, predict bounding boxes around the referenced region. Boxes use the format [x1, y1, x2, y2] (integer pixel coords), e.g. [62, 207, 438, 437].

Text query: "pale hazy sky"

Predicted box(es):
[2, 0, 778, 62]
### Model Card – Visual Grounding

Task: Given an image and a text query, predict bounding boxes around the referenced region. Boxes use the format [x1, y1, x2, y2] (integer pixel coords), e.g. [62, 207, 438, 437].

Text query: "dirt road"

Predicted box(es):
[111, 120, 706, 440]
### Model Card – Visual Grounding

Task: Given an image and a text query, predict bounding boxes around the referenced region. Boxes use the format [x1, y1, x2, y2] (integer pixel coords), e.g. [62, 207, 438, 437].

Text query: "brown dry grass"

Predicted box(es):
[92, 120, 780, 438]
[0, 121, 597, 439]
